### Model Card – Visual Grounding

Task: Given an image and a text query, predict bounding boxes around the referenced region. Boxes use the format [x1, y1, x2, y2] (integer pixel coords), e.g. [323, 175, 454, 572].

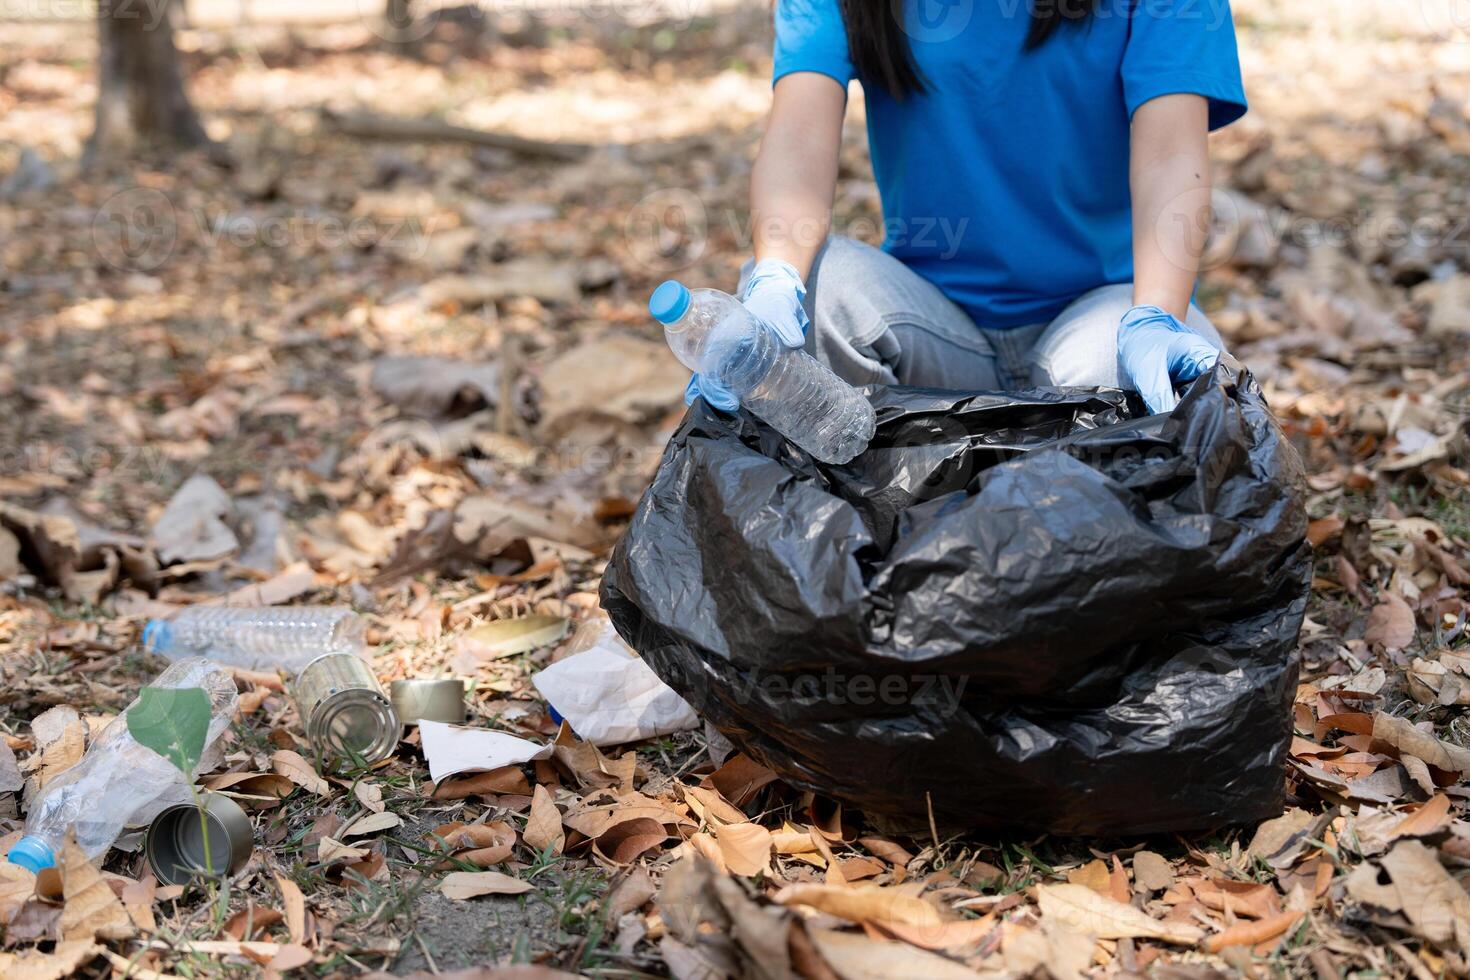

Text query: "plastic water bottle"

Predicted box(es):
[650, 281, 876, 464]
[144, 606, 366, 675]
[8, 658, 239, 872]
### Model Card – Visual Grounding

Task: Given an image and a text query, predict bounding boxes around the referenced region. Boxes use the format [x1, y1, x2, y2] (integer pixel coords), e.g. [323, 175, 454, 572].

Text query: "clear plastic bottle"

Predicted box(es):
[8, 658, 239, 872]
[144, 606, 366, 675]
[650, 281, 876, 464]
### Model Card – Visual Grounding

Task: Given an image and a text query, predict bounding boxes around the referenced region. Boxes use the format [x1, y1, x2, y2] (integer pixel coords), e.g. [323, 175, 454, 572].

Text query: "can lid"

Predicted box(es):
[390, 678, 467, 726]
[8, 836, 55, 873]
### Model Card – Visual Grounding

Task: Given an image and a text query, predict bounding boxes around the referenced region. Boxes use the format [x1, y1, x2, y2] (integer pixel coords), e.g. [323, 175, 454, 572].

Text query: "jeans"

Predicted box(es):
[743, 236, 1226, 392]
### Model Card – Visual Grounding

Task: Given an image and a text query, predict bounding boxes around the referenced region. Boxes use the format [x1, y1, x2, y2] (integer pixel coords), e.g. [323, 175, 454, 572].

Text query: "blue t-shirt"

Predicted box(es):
[774, 0, 1247, 328]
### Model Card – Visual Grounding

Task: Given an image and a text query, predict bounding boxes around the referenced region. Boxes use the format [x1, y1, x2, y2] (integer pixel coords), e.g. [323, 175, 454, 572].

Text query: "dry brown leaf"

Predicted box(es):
[1389, 794, 1452, 839]
[317, 837, 369, 865]
[1036, 883, 1201, 945]
[0, 940, 101, 980]
[1000, 918, 1093, 980]
[223, 902, 285, 941]
[119, 874, 156, 933]
[594, 817, 669, 866]
[1372, 712, 1470, 772]
[523, 784, 565, 856]
[57, 837, 134, 942]
[1196, 879, 1282, 919]
[682, 782, 747, 826]
[428, 820, 518, 865]
[441, 870, 534, 900]
[457, 615, 568, 661]
[271, 750, 330, 796]
[1345, 839, 1470, 949]
[1364, 593, 1416, 650]
[604, 866, 658, 921]
[353, 780, 385, 813]
[432, 766, 531, 799]
[706, 754, 778, 807]
[715, 822, 772, 878]
[856, 835, 914, 867]
[773, 882, 942, 930]
[340, 811, 402, 838]
[1205, 909, 1304, 953]
[1133, 850, 1175, 893]
[1067, 858, 1112, 895]
[268, 943, 314, 972]
[274, 872, 306, 944]
[28, 708, 85, 788]
[805, 926, 984, 980]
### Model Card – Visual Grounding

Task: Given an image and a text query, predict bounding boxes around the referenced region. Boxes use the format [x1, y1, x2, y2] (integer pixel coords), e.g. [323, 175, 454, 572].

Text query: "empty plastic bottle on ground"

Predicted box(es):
[650, 281, 876, 464]
[7, 658, 239, 872]
[144, 606, 366, 674]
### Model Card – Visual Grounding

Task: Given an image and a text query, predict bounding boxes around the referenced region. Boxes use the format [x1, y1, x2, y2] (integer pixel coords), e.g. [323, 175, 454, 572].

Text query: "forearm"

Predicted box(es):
[749, 74, 846, 280]
[1130, 94, 1211, 319]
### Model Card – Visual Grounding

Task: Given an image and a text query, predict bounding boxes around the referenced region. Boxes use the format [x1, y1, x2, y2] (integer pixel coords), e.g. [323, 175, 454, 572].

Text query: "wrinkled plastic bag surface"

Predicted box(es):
[602, 360, 1310, 835]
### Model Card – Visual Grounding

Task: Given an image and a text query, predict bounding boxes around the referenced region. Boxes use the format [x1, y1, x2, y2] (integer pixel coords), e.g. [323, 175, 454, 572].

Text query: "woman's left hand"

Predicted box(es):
[1117, 305, 1220, 415]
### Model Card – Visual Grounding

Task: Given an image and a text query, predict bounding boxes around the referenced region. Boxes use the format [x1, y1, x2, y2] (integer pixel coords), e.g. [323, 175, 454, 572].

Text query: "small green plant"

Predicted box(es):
[126, 686, 216, 876]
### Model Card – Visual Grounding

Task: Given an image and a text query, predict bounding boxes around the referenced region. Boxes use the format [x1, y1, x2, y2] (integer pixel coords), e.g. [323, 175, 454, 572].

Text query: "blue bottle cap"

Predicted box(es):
[142, 619, 171, 651]
[8, 836, 56, 873]
[547, 703, 564, 727]
[648, 281, 691, 324]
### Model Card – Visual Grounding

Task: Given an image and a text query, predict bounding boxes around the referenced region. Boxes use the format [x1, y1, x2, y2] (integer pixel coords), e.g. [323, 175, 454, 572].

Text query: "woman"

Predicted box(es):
[687, 0, 1245, 415]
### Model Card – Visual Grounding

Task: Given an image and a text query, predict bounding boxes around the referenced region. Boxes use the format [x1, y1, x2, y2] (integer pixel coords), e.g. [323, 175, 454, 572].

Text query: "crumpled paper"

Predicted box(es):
[532, 621, 698, 746]
[419, 721, 552, 783]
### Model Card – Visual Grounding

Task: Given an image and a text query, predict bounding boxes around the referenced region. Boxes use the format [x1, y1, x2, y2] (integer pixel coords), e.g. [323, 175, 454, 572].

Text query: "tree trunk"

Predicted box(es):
[86, 0, 214, 164]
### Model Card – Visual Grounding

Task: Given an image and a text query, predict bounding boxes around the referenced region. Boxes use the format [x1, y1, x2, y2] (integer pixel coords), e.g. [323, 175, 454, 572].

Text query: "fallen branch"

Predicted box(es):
[319, 108, 590, 161]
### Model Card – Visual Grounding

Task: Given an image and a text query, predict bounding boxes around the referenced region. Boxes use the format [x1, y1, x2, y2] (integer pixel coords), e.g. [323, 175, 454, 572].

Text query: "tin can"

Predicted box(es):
[293, 653, 400, 768]
[390, 678, 468, 726]
[146, 793, 254, 885]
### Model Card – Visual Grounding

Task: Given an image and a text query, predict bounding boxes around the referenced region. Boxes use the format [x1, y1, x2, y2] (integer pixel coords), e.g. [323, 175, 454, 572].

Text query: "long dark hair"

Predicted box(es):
[839, 0, 1102, 99]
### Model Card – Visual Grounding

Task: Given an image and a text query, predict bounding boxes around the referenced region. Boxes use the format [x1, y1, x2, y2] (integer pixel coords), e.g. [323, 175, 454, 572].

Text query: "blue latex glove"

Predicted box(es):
[1118, 304, 1221, 415]
[686, 258, 809, 412]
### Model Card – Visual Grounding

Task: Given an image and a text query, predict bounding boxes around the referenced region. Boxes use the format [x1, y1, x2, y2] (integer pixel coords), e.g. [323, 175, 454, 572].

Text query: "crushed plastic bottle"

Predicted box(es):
[144, 606, 366, 675]
[7, 658, 239, 872]
[650, 280, 876, 464]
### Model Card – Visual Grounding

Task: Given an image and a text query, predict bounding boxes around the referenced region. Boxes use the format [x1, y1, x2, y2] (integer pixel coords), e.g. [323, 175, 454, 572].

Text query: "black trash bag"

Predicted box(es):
[601, 359, 1310, 836]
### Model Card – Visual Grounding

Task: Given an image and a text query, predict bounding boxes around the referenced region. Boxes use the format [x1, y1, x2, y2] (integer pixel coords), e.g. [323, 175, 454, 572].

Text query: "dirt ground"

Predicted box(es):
[2, 0, 1470, 977]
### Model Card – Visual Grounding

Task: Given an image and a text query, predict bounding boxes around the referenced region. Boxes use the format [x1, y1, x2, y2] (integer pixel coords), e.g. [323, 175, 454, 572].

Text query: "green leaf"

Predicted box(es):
[126, 686, 211, 776]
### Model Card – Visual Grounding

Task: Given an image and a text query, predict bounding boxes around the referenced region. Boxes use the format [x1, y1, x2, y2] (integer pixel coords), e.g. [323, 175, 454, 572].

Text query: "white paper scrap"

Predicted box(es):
[419, 721, 552, 783]
[532, 626, 699, 746]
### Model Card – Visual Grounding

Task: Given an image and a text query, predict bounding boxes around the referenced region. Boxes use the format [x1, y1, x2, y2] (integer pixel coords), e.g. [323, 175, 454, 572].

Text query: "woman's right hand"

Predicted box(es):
[685, 258, 809, 412]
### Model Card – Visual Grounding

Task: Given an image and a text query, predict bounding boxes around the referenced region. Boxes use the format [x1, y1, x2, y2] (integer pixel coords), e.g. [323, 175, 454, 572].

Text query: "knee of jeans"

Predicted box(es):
[806, 237, 885, 341]
[1034, 345, 1124, 389]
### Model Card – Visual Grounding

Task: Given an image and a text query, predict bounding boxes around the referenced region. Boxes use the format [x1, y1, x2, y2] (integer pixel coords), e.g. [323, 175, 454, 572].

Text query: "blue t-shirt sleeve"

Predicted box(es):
[772, 0, 854, 87]
[1122, 0, 1247, 130]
